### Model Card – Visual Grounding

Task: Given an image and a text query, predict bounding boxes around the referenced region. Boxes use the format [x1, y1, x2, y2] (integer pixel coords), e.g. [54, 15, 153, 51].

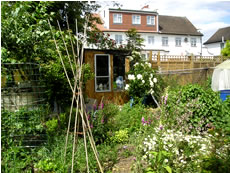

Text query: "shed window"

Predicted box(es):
[113, 55, 125, 90]
[94, 54, 111, 92]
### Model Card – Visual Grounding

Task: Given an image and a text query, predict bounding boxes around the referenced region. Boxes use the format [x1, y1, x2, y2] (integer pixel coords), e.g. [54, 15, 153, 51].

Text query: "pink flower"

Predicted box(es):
[99, 103, 104, 109]
[93, 104, 97, 111]
[159, 125, 163, 130]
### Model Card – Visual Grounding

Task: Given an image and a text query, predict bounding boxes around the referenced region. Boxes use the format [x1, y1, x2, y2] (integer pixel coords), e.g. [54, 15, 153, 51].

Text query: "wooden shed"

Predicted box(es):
[84, 49, 130, 105]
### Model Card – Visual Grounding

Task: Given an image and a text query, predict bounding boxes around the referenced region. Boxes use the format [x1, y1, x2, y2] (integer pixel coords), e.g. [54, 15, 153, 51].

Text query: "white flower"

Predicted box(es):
[150, 81, 154, 87]
[153, 78, 157, 83]
[127, 56, 133, 61]
[150, 74, 153, 78]
[134, 62, 139, 66]
[164, 159, 168, 163]
[125, 84, 129, 90]
[142, 80, 145, 84]
[150, 89, 154, 94]
[137, 74, 143, 80]
[128, 74, 135, 80]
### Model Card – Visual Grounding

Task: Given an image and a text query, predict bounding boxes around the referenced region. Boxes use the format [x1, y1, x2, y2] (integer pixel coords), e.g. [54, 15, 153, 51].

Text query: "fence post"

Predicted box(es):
[125, 57, 130, 73]
[148, 51, 153, 67]
[157, 51, 161, 70]
[189, 55, 194, 84]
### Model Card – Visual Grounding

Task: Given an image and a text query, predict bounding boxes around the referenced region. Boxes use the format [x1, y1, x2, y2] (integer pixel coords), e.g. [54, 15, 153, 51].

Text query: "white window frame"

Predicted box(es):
[115, 35, 123, 44]
[132, 15, 141, 24]
[191, 38, 197, 47]
[148, 36, 154, 45]
[113, 13, 122, 24]
[94, 54, 111, 92]
[175, 37, 182, 47]
[162, 37, 168, 46]
[147, 16, 155, 25]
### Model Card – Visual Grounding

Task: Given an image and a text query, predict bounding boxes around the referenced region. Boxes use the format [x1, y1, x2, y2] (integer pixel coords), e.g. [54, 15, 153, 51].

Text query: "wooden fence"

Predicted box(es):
[148, 52, 227, 85]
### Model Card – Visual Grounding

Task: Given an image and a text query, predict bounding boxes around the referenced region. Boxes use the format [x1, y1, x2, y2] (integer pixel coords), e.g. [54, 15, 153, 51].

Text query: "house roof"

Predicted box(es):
[203, 26, 230, 45]
[109, 8, 158, 15]
[94, 10, 203, 36]
[158, 15, 203, 36]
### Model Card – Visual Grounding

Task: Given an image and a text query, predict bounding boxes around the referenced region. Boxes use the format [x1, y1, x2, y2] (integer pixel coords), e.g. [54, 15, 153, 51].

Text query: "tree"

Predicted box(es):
[1, 1, 99, 110]
[221, 40, 230, 57]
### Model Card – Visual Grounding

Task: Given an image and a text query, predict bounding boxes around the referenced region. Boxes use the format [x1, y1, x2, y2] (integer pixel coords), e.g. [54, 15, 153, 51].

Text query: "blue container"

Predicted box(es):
[220, 90, 230, 101]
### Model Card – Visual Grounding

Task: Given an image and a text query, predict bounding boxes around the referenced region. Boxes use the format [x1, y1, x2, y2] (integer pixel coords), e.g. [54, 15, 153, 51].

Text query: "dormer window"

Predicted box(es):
[132, 15, 141, 24]
[147, 16, 155, 25]
[113, 14, 122, 24]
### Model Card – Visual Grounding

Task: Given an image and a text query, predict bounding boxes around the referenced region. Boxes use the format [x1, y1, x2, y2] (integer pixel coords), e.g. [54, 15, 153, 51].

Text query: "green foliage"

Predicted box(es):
[1, 1, 99, 110]
[221, 40, 230, 57]
[35, 158, 58, 172]
[163, 84, 227, 133]
[125, 56, 165, 104]
[89, 103, 120, 144]
[114, 103, 154, 133]
[1, 108, 48, 172]
[110, 129, 129, 144]
[126, 28, 144, 52]
[45, 118, 58, 133]
[200, 130, 230, 173]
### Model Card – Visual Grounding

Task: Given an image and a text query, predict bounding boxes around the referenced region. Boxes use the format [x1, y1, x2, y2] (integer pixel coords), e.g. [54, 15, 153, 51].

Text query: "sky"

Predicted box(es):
[97, 0, 230, 43]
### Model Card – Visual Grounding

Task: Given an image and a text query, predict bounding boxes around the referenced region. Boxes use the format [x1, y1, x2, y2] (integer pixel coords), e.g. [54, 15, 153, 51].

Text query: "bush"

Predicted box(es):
[125, 51, 165, 105]
[88, 103, 120, 144]
[114, 103, 156, 133]
[163, 84, 228, 133]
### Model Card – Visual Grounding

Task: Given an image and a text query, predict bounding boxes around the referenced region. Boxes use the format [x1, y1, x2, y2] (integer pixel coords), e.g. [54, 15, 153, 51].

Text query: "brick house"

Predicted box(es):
[94, 8, 203, 58]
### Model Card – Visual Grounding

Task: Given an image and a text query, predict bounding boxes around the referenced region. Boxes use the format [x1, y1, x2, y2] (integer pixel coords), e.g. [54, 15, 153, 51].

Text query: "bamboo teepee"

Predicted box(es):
[48, 16, 103, 173]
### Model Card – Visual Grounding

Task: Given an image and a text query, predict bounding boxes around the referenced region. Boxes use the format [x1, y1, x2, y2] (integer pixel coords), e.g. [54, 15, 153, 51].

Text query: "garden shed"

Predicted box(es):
[84, 49, 131, 104]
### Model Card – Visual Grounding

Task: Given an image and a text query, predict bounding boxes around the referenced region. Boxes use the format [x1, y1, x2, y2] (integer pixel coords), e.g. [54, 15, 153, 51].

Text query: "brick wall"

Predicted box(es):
[109, 12, 158, 32]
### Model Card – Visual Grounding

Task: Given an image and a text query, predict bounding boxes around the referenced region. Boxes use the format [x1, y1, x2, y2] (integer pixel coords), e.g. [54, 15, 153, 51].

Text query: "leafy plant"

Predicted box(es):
[110, 129, 129, 144]
[163, 84, 226, 133]
[125, 54, 164, 104]
[46, 118, 58, 133]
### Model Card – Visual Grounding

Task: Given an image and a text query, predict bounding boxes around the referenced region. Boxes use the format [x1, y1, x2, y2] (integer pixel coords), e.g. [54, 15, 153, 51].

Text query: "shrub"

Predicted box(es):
[88, 103, 120, 144]
[110, 129, 129, 144]
[163, 84, 226, 133]
[114, 103, 156, 133]
[125, 51, 165, 105]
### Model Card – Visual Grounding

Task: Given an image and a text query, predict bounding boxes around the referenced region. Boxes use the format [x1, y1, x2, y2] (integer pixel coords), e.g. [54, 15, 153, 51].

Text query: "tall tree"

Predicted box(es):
[1, 1, 100, 110]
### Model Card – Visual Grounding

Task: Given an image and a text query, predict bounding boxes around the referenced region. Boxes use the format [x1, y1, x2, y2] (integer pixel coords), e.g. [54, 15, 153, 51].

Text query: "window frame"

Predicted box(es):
[115, 34, 123, 44]
[94, 54, 111, 92]
[191, 38, 197, 47]
[132, 15, 141, 25]
[147, 16, 155, 25]
[175, 37, 182, 47]
[148, 36, 154, 45]
[113, 13, 122, 24]
[162, 37, 168, 46]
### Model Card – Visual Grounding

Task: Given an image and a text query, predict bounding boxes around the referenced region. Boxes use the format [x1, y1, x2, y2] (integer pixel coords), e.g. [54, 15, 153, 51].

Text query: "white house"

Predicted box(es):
[94, 8, 203, 58]
[203, 26, 230, 56]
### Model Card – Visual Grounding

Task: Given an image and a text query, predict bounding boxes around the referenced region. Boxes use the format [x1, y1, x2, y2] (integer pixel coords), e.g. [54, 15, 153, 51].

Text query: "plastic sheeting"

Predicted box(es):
[211, 60, 230, 91]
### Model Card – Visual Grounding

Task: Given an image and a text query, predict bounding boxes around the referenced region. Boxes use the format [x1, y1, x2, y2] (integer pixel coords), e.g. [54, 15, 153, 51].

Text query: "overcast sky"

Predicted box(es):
[98, 0, 230, 43]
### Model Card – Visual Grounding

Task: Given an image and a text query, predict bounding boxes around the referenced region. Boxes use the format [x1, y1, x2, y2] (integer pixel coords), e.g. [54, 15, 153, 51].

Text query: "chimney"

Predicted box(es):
[141, 5, 149, 10]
